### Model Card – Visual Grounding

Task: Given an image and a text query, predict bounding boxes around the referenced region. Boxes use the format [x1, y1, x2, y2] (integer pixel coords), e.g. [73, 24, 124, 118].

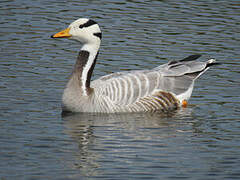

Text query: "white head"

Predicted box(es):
[52, 18, 102, 45]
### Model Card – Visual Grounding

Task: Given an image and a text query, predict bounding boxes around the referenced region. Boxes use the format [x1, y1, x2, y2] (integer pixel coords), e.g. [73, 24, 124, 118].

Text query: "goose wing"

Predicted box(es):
[92, 55, 217, 107]
[92, 70, 165, 106]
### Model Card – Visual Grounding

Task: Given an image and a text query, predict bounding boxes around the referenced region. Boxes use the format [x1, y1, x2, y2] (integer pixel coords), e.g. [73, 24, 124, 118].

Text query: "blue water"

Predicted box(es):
[0, 0, 239, 179]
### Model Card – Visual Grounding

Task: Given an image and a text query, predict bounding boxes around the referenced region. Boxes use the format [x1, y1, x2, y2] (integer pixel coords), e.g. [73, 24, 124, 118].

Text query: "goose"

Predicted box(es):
[51, 18, 218, 113]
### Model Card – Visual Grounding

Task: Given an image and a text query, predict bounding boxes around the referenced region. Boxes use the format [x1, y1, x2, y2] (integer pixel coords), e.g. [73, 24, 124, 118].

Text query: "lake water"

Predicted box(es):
[0, 0, 240, 179]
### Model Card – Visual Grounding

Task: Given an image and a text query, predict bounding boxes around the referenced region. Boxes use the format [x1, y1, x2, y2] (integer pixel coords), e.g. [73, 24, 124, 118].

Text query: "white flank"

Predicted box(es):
[176, 83, 194, 103]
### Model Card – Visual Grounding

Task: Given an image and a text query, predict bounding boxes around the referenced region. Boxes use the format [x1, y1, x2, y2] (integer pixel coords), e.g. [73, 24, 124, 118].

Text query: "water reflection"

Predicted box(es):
[62, 108, 194, 176]
[63, 108, 194, 131]
[1, 0, 240, 178]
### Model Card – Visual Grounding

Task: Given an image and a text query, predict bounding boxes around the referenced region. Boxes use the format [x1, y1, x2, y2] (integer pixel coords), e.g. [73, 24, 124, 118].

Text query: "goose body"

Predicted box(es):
[52, 18, 218, 113]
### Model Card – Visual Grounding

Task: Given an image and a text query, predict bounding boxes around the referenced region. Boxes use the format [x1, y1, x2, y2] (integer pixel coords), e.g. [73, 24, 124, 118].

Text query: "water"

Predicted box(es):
[0, 0, 239, 179]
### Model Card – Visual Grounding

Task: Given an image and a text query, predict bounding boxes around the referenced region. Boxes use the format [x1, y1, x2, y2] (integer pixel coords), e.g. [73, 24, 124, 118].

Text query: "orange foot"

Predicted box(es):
[182, 99, 188, 108]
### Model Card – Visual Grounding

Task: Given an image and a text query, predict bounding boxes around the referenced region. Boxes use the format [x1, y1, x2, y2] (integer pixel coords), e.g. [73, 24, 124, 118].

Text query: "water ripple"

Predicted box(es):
[0, 0, 240, 179]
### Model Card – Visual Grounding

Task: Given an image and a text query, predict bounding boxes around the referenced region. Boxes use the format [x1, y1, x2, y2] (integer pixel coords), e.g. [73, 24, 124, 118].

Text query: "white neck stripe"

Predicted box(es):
[80, 43, 100, 96]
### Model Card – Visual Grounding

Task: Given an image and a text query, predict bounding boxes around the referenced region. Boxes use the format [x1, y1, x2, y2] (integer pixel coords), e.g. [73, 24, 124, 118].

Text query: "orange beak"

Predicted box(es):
[51, 28, 71, 38]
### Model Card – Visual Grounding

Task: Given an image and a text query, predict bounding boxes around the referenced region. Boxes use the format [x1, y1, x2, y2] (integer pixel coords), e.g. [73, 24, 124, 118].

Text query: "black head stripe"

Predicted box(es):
[79, 19, 97, 29]
[93, 32, 102, 39]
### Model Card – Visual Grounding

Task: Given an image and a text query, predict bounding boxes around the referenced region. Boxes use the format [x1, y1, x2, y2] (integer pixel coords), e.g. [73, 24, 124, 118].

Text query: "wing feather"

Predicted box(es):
[91, 55, 217, 108]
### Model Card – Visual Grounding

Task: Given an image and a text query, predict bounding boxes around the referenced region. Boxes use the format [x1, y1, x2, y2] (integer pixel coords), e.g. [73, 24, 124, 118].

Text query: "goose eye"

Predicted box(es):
[79, 24, 84, 29]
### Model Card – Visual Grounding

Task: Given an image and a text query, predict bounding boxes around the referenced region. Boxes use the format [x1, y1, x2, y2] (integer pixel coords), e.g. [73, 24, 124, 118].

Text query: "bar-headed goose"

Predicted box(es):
[51, 18, 218, 113]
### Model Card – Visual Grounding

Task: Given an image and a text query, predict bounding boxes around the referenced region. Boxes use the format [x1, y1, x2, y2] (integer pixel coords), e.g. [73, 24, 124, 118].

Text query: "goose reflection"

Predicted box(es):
[62, 109, 193, 177]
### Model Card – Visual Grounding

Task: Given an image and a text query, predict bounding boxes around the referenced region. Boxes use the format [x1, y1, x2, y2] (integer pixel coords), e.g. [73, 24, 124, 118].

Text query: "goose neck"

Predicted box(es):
[73, 43, 100, 96]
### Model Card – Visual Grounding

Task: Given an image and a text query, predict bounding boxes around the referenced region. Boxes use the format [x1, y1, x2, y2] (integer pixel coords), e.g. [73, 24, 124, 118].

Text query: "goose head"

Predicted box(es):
[51, 18, 102, 45]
